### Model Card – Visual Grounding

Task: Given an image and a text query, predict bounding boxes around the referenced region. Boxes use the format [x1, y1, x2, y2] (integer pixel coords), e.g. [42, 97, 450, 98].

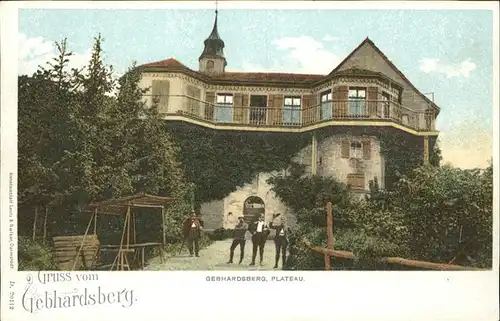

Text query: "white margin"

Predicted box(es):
[1, 2, 499, 321]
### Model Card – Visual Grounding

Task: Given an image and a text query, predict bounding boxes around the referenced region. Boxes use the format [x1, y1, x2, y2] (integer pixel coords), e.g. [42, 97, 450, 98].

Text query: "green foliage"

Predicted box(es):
[267, 164, 351, 212]
[379, 131, 423, 189]
[168, 128, 310, 204]
[18, 36, 190, 259]
[163, 199, 193, 243]
[209, 227, 234, 240]
[429, 137, 443, 167]
[18, 236, 56, 271]
[272, 163, 492, 270]
[379, 132, 442, 189]
[391, 165, 493, 267]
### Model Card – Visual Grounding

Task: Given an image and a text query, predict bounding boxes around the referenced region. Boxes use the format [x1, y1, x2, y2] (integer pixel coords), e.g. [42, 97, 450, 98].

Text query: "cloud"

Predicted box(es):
[322, 35, 339, 42]
[18, 32, 92, 76]
[228, 36, 342, 75]
[438, 120, 492, 169]
[272, 36, 342, 74]
[419, 58, 477, 78]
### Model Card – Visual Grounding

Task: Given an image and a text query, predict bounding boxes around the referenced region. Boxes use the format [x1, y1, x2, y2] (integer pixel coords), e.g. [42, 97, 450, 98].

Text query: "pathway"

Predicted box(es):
[145, 239, 280, 271]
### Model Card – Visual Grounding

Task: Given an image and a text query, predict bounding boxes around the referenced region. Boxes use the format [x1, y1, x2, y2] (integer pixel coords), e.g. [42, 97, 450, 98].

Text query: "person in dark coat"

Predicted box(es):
[248, 214, 270, 266]
[183, 211, 204, 257]
[270, 214, 288, 269]
[227, 216, 248, 264]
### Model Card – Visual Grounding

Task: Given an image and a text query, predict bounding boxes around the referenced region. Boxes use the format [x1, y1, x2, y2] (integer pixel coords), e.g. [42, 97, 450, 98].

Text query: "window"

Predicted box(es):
[215, 94, 233, 123]
[380, 92, 391, 118]
[249, 95, 267, 125]
[342, 139, 371, 159]
[350, 141, 363, 159]
[320, 90, 333, 120]
[206, 60, 214, 71]
[283, 97, 301, 125]
[348, 88, 366, 116]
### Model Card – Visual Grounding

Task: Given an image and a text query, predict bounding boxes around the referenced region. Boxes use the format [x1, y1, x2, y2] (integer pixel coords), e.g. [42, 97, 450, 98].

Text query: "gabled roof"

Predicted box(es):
[141, 58, 188, 69]
[139, 58, 324, 84]
[138, 37, 440, 113]
[330, 37, 440, 112]
[212, 72, 324, 83]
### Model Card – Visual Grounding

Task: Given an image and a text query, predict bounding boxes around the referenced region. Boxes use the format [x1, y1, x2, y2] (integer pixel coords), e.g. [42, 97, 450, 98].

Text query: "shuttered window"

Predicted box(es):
[151, 80, 170, 112]
[341, 139, 372, 159]
[350, 141, 363, 159]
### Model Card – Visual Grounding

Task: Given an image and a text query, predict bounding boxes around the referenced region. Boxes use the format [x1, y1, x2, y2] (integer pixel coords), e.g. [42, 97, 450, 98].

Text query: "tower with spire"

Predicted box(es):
[199, 6, 227, 74]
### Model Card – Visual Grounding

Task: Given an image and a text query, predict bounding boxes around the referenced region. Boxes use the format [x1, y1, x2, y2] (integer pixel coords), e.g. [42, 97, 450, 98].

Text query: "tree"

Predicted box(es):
[269, 163, 493, 270]
[391, 165, 492, 267]
[18, 36, 189, 244]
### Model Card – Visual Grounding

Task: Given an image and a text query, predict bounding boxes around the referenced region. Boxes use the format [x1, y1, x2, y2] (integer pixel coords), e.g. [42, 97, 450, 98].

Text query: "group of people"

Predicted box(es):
[182, 212, 289, 269]
[228, 214, 288, 268]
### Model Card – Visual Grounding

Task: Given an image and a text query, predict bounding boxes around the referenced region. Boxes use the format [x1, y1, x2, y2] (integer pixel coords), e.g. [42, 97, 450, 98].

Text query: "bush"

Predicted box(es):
[18, 236, 56, 271]
[274, 164, 493, 270]
[209, 227, 234, 241]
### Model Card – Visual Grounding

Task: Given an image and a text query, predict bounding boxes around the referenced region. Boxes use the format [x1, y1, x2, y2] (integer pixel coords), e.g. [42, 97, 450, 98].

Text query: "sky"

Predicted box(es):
[17, 7, 495, 169]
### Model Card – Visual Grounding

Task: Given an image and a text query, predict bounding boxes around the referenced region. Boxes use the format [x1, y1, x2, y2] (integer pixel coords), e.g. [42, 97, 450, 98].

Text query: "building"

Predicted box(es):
[138, 12, 440, 229]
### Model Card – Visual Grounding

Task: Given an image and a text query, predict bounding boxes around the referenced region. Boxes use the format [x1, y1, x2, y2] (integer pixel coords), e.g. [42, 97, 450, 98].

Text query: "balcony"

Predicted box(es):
[158, 95, 437, 134]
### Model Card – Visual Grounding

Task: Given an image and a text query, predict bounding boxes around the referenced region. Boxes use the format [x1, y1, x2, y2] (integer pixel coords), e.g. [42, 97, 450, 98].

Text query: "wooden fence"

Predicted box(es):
[305, 202, 483, 271]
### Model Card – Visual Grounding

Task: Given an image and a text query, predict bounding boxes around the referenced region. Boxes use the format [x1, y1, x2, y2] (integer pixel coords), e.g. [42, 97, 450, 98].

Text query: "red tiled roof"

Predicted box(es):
[138, 38, 440, 113]
[211, 72, 324, 83]
[140, 58, 188, 69]
[139, 58, 325, 83]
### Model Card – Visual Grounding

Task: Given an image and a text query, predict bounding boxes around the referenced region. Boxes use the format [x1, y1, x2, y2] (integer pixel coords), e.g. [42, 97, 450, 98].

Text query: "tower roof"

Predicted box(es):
[207, 10, 221, 40]
[199, 10, 226, 64]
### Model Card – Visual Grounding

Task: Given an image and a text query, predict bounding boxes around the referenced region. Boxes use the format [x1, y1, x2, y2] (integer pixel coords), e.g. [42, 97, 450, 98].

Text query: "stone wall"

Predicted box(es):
[200, 200, 224, 230]
[317, 134, 383, 190]
[220, 172, 289, 229]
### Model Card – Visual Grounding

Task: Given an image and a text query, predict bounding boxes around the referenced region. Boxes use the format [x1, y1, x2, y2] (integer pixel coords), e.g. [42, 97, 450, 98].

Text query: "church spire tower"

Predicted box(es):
[199, 3, 227, 73]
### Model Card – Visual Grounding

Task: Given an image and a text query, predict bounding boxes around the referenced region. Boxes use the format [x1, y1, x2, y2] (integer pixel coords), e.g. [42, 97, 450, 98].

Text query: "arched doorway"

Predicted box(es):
[243, 196, 265, 223]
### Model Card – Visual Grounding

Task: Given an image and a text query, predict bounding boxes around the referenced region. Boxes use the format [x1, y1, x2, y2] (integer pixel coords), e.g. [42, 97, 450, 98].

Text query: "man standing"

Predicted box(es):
[270, 215, 288, 269]
[183, 211, 204, 257]
[249, 214, 270, 266]
[227, 216, 248, 264]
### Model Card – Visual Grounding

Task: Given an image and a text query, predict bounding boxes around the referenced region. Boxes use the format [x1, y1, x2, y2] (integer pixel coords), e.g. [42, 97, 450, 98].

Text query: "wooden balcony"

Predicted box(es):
[157, 95, 437, 134]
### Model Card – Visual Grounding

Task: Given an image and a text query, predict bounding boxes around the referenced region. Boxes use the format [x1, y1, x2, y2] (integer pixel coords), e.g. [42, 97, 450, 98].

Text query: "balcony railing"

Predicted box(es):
[160, 95, 436, 131]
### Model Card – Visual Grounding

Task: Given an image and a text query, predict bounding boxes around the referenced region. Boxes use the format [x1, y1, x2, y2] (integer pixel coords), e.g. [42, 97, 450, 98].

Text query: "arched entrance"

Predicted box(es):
[243, 196, 265, 223]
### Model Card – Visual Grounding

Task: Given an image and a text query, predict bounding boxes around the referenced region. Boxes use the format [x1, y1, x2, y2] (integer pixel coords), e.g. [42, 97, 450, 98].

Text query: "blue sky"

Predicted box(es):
[18, 8, 494, 168]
